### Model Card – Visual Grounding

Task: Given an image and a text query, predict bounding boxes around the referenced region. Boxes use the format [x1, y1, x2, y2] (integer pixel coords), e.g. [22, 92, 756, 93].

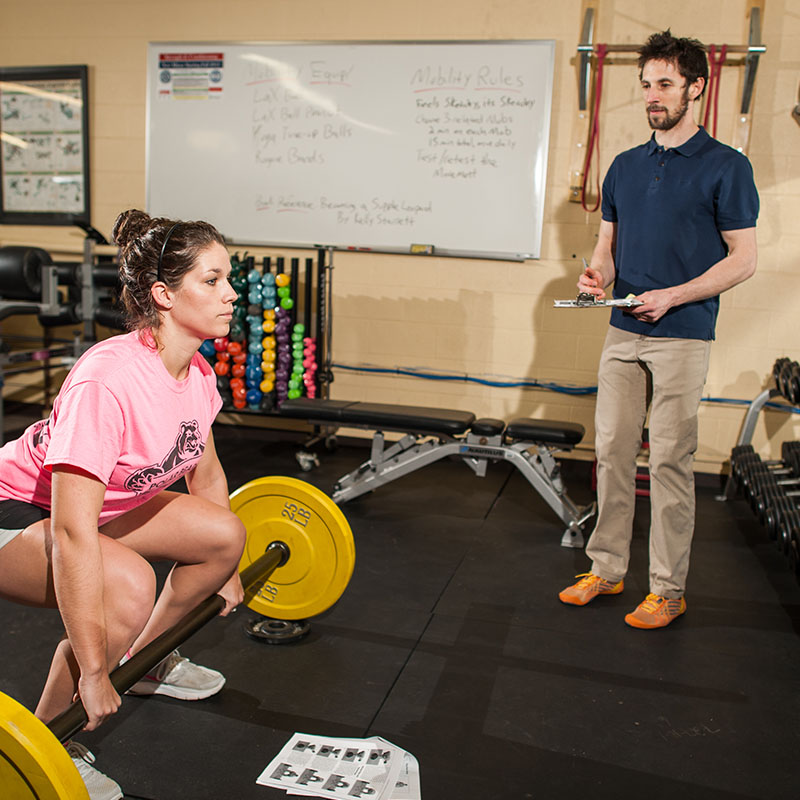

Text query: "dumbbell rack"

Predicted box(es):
[718, 357, 800, 502]
[726, 443, 800, 582]
[205, 247, 333, 411]
[2, 240, 335, 454]
[718, 358, 800, 583]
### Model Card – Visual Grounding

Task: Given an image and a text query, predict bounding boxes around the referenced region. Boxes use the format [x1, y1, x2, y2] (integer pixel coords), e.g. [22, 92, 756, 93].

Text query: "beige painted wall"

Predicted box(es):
[1, 0, 798, 472]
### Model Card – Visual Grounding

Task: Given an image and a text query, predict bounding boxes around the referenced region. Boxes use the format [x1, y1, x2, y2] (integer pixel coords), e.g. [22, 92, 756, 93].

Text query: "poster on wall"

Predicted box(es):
[0, 64, 91, 226]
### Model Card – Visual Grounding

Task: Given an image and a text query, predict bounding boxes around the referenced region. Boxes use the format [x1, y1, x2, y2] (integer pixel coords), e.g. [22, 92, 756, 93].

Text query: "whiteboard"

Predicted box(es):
[146, 41, 555, 260]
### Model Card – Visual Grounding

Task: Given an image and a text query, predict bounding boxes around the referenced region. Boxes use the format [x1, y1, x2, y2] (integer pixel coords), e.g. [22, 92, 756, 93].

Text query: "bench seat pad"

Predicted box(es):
[280, 398, 475, 435]
[506, 418, 584, 447]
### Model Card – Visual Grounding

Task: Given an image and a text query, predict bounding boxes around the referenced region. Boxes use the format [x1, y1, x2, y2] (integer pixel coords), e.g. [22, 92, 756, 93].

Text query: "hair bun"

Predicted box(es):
[112, 209, 154, 249]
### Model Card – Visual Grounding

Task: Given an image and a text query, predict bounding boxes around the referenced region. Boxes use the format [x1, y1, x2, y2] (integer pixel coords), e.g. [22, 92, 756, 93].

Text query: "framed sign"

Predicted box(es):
[0, 64, 90, 226]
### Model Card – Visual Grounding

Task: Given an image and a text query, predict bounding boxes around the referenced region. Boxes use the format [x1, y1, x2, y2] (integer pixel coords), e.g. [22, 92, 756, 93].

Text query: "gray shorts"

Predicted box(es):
[0, 499, 49, 552]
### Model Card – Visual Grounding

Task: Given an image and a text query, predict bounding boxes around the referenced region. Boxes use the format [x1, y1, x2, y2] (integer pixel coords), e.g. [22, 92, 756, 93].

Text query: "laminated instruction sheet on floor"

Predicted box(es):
[257, 732, 421, 799]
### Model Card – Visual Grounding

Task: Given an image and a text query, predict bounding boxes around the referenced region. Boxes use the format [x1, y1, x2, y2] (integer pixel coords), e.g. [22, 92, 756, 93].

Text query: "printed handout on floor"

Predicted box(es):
[256, 732, 421, 799]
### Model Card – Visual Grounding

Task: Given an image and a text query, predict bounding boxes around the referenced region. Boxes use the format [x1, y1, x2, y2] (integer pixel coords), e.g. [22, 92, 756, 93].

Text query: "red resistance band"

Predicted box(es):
[703, 44, 728, 139]
[581, 44, 608, 213]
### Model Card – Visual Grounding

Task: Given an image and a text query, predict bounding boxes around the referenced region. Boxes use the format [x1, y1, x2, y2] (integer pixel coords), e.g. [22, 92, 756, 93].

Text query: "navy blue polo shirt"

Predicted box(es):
[601, 127, 759, 340]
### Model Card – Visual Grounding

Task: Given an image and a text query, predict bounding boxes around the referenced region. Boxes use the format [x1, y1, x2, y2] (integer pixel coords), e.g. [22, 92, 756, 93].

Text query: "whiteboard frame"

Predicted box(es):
[146, 40, 555, 261]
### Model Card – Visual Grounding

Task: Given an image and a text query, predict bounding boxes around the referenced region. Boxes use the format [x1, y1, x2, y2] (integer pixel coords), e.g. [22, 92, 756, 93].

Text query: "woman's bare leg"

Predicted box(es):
[99, 490, 246, 655]
[0, 521, 157, 722]
[0, 490, 243, 719]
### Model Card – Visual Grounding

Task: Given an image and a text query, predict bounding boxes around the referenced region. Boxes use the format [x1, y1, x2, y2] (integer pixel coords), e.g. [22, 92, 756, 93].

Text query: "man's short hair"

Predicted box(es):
[638, 29, 709, 97]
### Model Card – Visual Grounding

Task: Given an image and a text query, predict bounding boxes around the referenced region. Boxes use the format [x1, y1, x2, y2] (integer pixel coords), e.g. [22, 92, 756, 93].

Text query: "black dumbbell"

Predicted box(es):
[746, 453, 800, 506]
[750, 457, 800, 520]
[735, 448, 800, 545]
[730, 446, 761, 492]
[775, 359, 800, 405]
[729, 444, 754, 476]
[773, 357, 791, 387]
[730, 446, 790, 487]
[737, 456, 796, 503]
[789, 365, 800, 406]
[781, 440, 800, 473]
[753, 479, 799, 527]
[760, 486, 799, 543]
[766, 496, 800, 556]
[756, 449, 800, 555]
[788, 527, 800, 583]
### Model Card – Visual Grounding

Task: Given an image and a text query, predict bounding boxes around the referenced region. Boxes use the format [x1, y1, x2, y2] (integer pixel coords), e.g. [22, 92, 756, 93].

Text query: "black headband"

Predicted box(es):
[157, 222, 181, 283]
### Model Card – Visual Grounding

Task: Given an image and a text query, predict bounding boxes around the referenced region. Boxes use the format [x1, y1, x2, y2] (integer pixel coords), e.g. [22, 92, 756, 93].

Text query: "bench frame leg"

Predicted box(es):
[332, 431, 595, 546]
[716, 387, 779, 501]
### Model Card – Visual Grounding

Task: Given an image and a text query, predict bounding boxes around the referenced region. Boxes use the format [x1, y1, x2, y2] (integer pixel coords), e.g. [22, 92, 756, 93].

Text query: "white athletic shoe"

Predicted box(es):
[66, 741, 123, 800]
[127, 649, 225, 700]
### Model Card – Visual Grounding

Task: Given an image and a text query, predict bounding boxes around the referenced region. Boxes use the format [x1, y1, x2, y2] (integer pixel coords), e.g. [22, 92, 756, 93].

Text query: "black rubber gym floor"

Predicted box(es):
[1, 405, 799, 799]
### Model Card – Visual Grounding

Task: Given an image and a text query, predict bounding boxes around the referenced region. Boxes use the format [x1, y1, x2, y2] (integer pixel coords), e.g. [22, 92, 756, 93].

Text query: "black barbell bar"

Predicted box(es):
[47, 540, 290, 743]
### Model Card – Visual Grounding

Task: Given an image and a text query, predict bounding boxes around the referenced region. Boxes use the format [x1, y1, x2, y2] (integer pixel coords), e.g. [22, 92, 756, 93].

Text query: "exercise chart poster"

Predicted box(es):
[0, 65, 90, 225]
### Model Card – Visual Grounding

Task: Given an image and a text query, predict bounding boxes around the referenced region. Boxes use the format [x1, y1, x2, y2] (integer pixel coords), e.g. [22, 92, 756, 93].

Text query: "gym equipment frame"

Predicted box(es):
[280, 398, 596, 548]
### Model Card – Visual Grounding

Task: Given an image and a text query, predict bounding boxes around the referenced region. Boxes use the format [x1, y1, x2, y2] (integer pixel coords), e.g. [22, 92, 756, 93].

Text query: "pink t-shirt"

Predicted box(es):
[0, 331, 222, 525]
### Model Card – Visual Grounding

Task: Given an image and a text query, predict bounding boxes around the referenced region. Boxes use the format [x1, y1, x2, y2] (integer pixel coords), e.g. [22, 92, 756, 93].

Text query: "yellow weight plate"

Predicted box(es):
[231, 476, 355, 620]
[0, 691, 89, 800]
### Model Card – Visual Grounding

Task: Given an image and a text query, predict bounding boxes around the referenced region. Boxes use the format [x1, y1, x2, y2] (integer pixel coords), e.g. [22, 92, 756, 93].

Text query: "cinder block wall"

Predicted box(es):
[1, 0, 798, 472]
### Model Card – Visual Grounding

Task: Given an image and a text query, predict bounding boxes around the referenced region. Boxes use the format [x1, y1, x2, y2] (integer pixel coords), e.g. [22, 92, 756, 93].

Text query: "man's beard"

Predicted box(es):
[647, 87, 691, 131]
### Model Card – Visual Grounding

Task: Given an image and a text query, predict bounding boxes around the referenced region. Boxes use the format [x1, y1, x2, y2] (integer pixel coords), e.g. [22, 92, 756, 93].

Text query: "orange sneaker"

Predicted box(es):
[624, 593, 686, 629]
[558, 573, 624, 606]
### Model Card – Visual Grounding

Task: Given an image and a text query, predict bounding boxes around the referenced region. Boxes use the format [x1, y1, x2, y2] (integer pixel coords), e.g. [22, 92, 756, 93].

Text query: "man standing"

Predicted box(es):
[559, 30, 759, 628]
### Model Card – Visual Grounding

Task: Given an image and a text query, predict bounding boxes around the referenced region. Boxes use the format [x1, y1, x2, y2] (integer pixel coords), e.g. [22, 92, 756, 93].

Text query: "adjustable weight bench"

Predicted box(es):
[279, 398, 595, 547]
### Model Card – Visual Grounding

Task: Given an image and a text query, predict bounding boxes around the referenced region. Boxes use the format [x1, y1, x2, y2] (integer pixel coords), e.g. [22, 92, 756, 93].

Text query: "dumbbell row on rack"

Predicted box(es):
[739, 445, 800, 530]
[731, 442, 800, 501]
[731, 442, 800, 518]
[771, 358, 800, 406]
[729, 443, 800, 580]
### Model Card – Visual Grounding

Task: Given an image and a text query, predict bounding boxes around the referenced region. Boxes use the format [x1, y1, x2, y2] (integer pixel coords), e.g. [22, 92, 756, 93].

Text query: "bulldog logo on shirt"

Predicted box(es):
[124, 420, 205, 493]
[31, 419, 50, 449]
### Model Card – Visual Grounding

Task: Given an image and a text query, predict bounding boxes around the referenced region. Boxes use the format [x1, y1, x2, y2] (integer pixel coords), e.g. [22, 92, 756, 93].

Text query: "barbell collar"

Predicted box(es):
[240, 541, 290, 597]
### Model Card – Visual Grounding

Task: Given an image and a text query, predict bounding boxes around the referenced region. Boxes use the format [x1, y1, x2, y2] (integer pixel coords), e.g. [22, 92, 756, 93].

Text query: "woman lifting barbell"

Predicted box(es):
[0, 209, 246, 800]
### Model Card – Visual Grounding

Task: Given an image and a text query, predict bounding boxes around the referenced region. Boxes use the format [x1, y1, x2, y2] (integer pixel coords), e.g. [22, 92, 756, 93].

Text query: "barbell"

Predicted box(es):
[0, 476, 355, 800]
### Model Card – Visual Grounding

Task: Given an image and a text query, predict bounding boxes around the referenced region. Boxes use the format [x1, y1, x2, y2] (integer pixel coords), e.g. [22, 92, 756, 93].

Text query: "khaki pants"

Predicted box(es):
[586, 326, 711, 598]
